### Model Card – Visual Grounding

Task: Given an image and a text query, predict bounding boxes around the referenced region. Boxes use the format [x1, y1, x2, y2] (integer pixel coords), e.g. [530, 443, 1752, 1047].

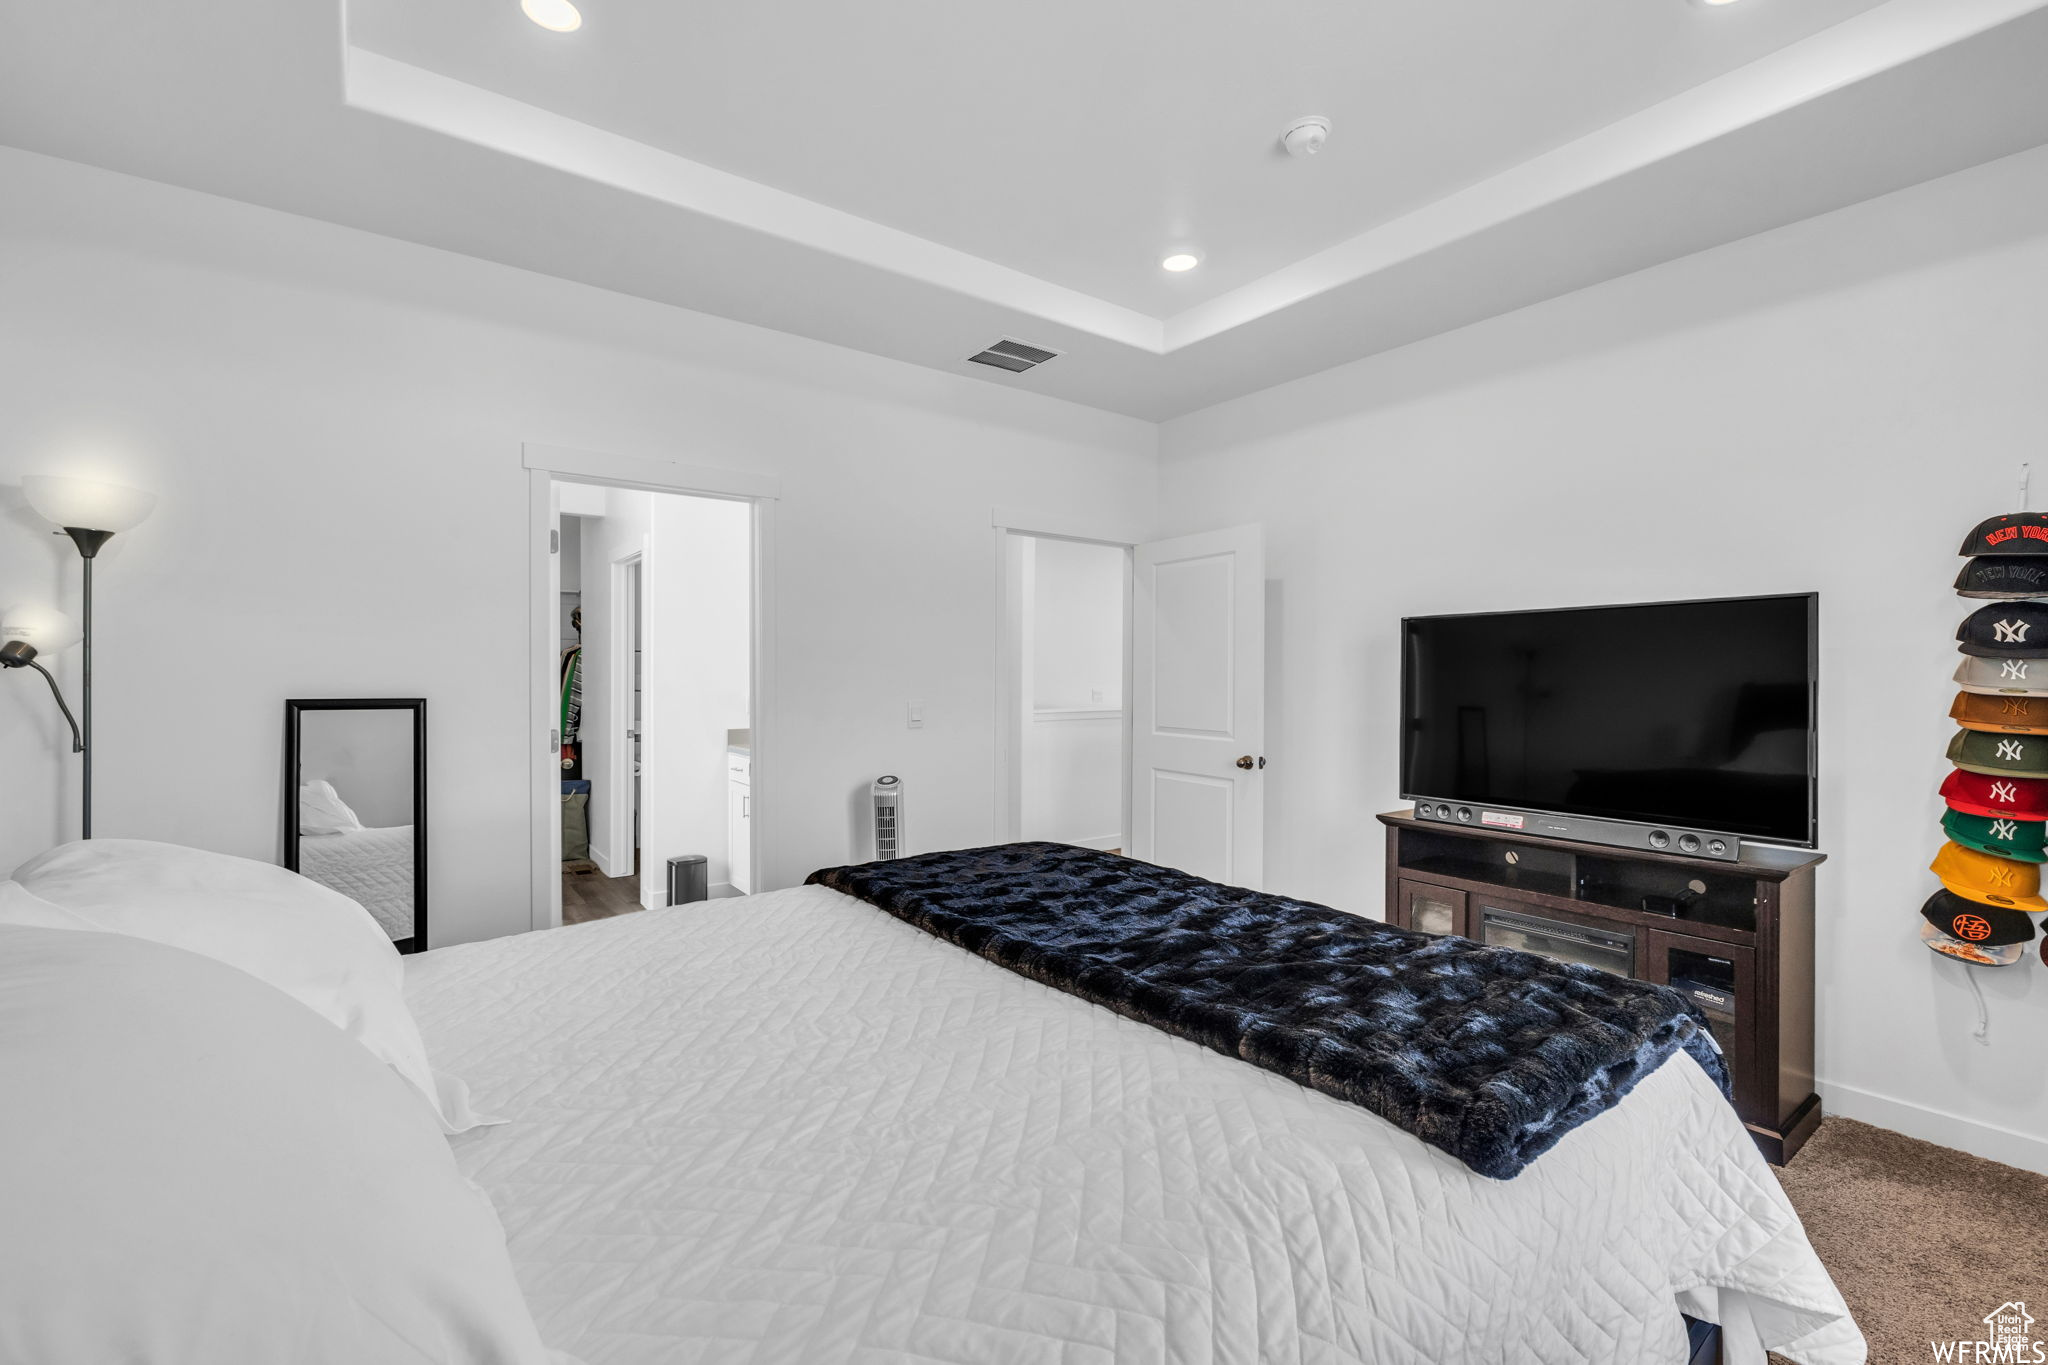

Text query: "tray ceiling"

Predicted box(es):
[1, 0, 2045, 418]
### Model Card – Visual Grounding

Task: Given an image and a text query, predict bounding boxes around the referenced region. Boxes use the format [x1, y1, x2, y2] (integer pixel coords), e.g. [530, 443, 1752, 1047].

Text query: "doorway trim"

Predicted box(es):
[991, 506, 1148, 851]
[526, 444, 780, 933]
[593, 546, 645, 880]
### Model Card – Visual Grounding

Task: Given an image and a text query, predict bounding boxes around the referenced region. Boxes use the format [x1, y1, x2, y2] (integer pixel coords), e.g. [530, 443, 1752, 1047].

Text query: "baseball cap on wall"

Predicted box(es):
[1940, 768, 2048, 820]
[1957, 556, 2048, 599]
[1957, 603, 2048, 657]
[1960, 512, 2048, 557]
[1929, 840, 2048, 912]
[1941, 808, 2048, 862]
[1920, 918, 2028, 966]
[1950, 691, 2048, 734]
[1955, 655, 2048, 695]
[1921, 889, 2038, 943]
[1947, 728, 2048, 778]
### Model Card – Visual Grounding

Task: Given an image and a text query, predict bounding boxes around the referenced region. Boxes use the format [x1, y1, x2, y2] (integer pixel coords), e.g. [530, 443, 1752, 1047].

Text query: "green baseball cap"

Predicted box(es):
[1949, 728, 2048, 778]
[1942, 808, 2048, 863]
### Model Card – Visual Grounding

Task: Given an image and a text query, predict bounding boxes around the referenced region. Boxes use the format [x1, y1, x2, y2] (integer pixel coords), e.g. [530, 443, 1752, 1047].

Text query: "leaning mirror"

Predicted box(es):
[284, 699, 427, 953]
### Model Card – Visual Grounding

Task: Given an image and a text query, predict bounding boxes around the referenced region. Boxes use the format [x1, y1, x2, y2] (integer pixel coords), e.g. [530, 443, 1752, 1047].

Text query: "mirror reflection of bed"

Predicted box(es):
[284, 699, 426, 951]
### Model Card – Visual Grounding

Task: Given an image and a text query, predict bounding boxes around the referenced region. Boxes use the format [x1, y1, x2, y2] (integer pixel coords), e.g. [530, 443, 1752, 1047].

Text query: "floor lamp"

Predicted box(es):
[21, 476, 156, 840]
[0, 607, 85, 757]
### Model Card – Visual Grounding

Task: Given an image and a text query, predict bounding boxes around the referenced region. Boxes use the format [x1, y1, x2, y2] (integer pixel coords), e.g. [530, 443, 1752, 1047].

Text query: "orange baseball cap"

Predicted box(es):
[1951, 691, 2048, 735]
[1929, 841, 2048, 912]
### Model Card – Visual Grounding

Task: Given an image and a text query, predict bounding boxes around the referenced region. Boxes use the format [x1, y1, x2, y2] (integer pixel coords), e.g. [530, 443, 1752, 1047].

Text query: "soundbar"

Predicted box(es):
[1406, 798, 1743, 863]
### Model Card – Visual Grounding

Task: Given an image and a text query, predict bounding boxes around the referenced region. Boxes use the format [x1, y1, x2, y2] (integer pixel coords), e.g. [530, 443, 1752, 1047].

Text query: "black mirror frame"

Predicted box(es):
[283, 697, 429, 954]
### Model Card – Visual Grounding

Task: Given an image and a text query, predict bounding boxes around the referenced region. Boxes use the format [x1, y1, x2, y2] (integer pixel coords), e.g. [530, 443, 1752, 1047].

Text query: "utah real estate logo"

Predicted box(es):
[1933, 1301, 2041, 1362]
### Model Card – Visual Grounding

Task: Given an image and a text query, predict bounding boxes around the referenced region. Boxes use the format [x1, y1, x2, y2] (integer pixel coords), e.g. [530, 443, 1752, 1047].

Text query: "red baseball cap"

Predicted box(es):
[1941, 768, 2048, 820]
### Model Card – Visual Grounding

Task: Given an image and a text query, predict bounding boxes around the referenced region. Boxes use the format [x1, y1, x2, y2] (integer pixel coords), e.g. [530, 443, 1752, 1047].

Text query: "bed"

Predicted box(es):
[297, 823, 414, 939]
[406, 882, 1865, 1365]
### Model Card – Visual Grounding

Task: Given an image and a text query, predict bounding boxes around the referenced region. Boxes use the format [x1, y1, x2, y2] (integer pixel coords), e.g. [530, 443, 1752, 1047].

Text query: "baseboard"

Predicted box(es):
[1819, 1080, 2048, 1176]
[589, 846, 613, 877]
[1061, 834, 1124, 852]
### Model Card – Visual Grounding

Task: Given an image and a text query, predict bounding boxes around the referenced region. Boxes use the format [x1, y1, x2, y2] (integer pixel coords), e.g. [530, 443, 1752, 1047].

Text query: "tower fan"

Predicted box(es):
[871, 775, 903, 860]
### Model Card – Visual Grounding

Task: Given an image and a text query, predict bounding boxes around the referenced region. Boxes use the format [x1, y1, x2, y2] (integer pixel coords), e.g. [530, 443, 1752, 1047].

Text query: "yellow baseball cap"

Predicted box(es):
[1929, 840, 2048, 912]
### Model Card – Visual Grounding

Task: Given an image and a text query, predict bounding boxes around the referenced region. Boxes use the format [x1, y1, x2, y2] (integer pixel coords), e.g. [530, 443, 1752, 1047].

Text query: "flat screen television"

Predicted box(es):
[1401, 594, 1818, 848]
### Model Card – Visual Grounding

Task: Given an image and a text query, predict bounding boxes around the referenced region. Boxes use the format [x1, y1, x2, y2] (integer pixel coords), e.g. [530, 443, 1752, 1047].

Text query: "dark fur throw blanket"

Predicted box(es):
[808, 842, 1729, 1179]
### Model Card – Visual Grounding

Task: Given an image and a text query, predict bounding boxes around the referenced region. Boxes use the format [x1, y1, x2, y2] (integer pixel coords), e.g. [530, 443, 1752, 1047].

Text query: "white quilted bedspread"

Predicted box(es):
[298, 824, 413, 938]
[405, 884, 1863, 1365]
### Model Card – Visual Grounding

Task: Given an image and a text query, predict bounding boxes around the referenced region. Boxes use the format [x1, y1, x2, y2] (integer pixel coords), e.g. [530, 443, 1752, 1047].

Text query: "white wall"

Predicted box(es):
[296, 708, 415, 829]
[1158, 143, 2048, 1173]
[558, 515, 582, 594]
[0, 147, 1157, 948]
[639, 493, 750, 898]
[1028, 537, 1124, 709]
[1018, 535, 1125, 848]
[1020, 715, 1123, 849]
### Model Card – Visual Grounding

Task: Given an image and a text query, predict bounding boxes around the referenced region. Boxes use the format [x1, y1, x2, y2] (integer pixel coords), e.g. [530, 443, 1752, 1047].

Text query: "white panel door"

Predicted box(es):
[1130, 524, 1265, 888]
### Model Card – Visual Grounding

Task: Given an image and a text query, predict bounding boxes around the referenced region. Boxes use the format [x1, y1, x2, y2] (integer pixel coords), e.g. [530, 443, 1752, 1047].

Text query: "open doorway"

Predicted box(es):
[552, 479, 753, 924]
[1001, 532, 1130, 852]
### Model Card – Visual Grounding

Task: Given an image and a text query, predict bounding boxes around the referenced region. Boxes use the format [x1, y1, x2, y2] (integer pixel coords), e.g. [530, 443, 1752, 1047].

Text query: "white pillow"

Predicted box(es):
[300, 778, 364, 835]
[0, 925, 563, 1365]
[12, 839, 491, 1134]
[0, 879, 103, 933]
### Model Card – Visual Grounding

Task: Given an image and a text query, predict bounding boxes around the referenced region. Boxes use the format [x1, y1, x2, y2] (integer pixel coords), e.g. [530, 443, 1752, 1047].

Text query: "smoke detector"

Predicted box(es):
[1280, 116, 1332, 159]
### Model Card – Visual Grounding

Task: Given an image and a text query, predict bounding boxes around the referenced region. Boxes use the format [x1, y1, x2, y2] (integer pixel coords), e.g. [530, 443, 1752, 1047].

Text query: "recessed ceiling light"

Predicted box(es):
[1161, 253, 1200, 273]
[521, 0, 582, 31]
[1687, 0, 1747, 7]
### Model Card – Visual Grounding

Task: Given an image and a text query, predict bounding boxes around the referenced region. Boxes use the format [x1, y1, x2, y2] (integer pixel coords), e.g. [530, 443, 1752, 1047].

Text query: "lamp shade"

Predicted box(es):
[0, 604, 83, 655]
[23, 476, 155, 534]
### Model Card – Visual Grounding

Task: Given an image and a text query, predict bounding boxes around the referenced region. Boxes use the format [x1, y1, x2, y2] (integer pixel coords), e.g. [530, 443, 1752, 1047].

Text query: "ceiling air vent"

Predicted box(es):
[967, 338, 1060, 374]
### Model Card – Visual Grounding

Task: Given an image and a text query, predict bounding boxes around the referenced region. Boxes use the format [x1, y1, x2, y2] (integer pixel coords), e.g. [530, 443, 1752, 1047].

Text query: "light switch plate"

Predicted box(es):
[907, 701, 924, 729]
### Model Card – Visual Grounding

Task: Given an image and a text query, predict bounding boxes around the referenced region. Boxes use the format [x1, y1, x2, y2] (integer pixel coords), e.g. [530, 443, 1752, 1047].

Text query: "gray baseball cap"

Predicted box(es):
[1955, 655, 2048, 695]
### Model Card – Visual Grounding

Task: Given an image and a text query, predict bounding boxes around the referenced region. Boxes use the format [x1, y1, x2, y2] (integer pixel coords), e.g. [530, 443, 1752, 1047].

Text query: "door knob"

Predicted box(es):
[1236, 755, 1254, 769]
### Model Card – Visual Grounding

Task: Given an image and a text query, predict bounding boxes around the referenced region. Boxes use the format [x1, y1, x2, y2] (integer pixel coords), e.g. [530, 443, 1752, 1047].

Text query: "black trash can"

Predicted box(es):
[665, 855, 708, 906]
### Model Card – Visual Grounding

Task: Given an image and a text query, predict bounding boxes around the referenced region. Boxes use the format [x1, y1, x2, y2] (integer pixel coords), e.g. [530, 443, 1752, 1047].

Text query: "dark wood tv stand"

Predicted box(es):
[1377, 809, 1823, 1164]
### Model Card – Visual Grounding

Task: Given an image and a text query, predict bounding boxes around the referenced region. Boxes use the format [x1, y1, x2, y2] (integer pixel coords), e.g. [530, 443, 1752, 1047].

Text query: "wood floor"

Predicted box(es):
[562, 854, 644, 925]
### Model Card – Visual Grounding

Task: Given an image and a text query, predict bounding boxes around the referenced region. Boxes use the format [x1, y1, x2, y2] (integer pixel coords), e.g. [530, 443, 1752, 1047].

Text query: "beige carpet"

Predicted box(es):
[1770, 1117, 2048, 1364]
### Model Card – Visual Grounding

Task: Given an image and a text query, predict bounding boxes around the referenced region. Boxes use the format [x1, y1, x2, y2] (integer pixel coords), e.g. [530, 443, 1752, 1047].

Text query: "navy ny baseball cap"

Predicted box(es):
[1957, 603, 2048, 657]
